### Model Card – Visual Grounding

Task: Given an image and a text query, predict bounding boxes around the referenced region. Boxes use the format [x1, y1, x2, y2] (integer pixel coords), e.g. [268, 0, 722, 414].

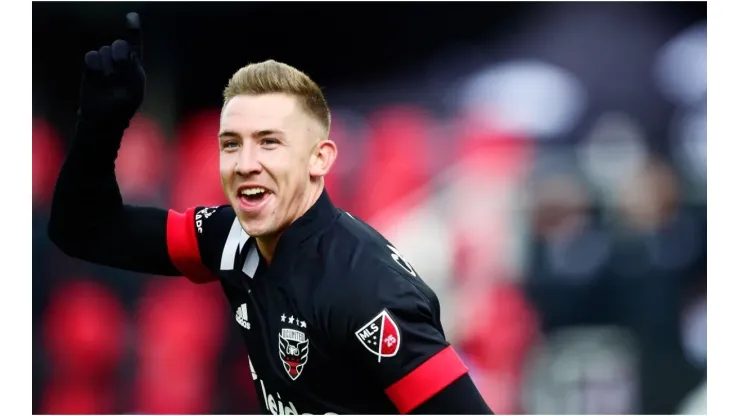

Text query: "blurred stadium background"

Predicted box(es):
[32, 2, 707, 414]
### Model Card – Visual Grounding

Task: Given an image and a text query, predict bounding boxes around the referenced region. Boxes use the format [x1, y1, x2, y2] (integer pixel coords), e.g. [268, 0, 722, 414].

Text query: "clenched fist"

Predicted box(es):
[78, 12, 146, 128]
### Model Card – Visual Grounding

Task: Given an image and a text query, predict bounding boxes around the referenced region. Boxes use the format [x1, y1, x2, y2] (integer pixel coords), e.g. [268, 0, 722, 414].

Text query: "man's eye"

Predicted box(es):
[262, 138, 279, 146]
[222, 141, 239, 149]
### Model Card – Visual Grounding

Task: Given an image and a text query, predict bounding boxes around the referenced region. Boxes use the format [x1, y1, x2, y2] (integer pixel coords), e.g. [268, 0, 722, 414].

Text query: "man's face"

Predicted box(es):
[219, 93, 322, 237]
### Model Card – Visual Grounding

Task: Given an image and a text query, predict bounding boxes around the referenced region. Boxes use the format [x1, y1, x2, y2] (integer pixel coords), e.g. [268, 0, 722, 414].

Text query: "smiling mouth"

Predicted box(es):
[238, 187, 272, 208]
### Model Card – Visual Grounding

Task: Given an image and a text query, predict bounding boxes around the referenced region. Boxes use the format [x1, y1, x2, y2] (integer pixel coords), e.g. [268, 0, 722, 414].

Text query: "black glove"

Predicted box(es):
[78, 12, 146, 129]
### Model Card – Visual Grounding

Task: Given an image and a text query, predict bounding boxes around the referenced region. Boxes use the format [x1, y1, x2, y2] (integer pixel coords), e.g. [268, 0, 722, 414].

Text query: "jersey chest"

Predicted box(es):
[219, 270, 376, 414]
[213, 237, 396, 414]
[222, 272, 335, 384]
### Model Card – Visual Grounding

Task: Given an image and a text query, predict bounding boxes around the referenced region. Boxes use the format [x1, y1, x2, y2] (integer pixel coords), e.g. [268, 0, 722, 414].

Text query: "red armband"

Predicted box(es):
[385, 346, 469, 414]
[166, 208, 218, 284]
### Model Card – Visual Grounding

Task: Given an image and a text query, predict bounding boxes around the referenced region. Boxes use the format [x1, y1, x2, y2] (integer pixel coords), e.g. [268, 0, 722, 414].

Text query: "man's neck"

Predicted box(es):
[256, 184, 323, 264]
[256, 235, 279, 265]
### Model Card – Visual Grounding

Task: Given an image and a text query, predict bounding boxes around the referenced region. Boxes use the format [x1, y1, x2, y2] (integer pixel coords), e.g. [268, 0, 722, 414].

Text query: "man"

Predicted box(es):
[48, 13, 494, 415]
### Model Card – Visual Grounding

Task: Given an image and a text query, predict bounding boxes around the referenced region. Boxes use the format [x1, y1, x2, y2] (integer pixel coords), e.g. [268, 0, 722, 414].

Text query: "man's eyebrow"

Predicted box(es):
[218, 130, 285, 139]
[253, 129, 285, 138]
[218, 130, 240, 139]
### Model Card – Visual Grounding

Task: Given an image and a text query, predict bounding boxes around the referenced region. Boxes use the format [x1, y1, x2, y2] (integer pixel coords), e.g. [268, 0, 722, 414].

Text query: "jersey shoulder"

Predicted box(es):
[166, 204, 236, 283]
[326, 211, 419, 278]
[316, 212, 447, 354]
[317, 211, 436, 306]
[190, 205, 238, 269]
[193, 205, 235, 233]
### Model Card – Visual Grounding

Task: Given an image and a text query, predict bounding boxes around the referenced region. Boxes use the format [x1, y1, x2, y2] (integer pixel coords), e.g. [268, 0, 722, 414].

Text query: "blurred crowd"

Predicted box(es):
[32, 2, 706, 414]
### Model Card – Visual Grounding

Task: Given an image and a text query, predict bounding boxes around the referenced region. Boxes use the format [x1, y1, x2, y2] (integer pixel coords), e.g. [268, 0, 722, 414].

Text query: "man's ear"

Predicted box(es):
[309, 139, 338, 178]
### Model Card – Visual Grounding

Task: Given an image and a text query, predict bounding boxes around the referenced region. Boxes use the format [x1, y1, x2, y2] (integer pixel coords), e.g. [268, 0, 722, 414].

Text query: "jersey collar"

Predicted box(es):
[274, 188, 340, 256]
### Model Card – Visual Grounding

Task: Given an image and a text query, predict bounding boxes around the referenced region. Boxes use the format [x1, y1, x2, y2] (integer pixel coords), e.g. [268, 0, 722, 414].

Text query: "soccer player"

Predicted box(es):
[48, 13, 494, 415]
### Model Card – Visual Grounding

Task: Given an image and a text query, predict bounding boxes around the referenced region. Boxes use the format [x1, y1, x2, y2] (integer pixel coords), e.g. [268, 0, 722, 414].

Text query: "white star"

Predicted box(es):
[289, 316, 295, 324]
[300, 321, 307, 328]
[281, 314, 286, 322]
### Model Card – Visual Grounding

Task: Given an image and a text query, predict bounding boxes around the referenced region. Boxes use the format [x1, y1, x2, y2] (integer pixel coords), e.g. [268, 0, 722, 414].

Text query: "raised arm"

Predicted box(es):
[48, 13, 216, 283]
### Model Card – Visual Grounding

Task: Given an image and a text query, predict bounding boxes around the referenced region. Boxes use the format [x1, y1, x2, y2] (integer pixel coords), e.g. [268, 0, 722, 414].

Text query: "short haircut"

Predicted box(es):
[223, 60, 331, 134]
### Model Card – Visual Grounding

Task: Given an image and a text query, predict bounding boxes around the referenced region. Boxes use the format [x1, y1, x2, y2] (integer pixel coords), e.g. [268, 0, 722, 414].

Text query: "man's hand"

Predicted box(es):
[79, 12, 146, 127]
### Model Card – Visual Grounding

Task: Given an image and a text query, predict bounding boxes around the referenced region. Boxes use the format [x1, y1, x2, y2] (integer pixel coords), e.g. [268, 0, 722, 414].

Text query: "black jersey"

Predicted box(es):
[166, 191, 469, 414]
[49, 121, 492, 414]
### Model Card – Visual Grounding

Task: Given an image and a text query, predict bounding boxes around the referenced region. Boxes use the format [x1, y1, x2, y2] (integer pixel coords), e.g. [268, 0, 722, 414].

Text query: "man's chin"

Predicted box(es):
[238, 217, 276, 238]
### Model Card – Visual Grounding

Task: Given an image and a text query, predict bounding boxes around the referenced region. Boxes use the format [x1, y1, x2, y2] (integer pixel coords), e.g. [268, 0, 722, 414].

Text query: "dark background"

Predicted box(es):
[33, 2, 706, 133]
[33, 2, 707, 414]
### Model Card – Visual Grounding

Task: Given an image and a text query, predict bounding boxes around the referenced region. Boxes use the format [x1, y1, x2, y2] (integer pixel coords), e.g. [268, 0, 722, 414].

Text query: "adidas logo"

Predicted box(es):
[236, 303, 251, 329]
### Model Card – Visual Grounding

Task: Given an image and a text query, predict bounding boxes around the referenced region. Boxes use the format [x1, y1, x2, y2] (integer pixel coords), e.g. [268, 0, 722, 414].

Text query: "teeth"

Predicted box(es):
[241, 187, 266, 196]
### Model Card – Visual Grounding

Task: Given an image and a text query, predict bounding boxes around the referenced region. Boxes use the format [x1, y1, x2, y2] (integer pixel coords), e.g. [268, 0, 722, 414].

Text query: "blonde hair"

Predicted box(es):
[223, 60, 331, 133]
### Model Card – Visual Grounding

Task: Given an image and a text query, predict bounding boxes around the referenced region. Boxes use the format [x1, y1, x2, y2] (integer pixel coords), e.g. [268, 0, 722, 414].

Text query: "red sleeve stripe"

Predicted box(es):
[166, 208, 218, 284]
[385, 346, 469, 414]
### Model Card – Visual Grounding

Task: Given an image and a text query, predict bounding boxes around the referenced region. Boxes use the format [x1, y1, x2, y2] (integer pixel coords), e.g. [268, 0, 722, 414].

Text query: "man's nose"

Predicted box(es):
[235, 147, 263, 176]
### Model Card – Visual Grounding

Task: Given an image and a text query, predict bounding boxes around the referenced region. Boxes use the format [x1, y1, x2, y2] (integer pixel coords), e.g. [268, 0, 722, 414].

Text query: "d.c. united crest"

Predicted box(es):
[278, 328, 309, 380]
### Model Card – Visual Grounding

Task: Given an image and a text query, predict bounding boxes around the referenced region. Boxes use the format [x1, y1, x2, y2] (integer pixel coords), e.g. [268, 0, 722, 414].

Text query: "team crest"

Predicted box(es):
[355, 309, 401, 362]
[278, 328, 309, 380]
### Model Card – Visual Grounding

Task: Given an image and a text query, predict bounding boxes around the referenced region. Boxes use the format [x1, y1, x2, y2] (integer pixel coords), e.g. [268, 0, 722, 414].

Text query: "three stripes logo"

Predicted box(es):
[236, 303, 251, 329]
